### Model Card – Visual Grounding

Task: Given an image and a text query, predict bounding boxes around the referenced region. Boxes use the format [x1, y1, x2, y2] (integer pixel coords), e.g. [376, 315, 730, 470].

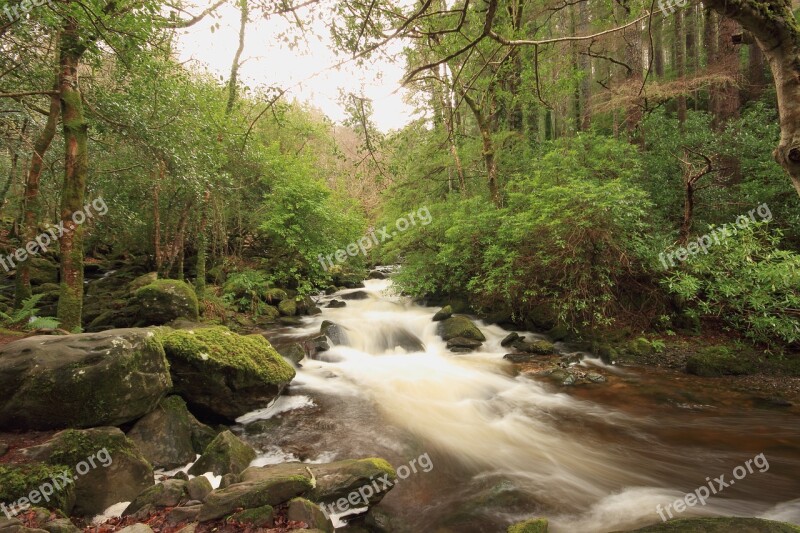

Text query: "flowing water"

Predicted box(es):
[241, 279, 800, 532]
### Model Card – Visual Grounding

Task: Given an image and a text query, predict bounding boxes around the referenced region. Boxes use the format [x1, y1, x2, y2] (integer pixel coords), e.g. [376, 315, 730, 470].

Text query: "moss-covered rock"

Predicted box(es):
[287, 498, 333, 533]
[127, 396, 216, 469]
[278, 299, 297, 317]
[686, 346, 757, 377]
[160, 326, 296, 421]
[0, 329, 171, 430]
[508, 518, 549, 533]
[432, 305, 453, 322]
[229, 505, 274, 527]
[277, 342, 306, 365]
[437, 316, 486, 342]
[26, 427, 153, 516]
[620, 517, 800, 532]
[123, 479, 188, 516]
[188, 430, 256, 477]
[0, 463, 75, 516]
[263, 288, 288, 303]
[127, 273, 158, 294]
[133, 280, 199, 326]
[197, 475, 313, 522]
[512, 339, 555, 355]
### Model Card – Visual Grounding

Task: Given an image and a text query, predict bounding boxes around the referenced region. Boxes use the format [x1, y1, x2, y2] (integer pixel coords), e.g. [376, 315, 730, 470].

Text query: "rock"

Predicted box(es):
[587, 372, 607, 383]
[277, 342, 306, 365]
[219, 473, 239, 489]
[0, 329, 171, 430]
[507, 518, 549, 532]
[547, 325, 571, 342]
[311, 335, 330, 353]
[127, 273, 158, 294]
[278, 299, 297, 317]
[512, 339, 555, 355]
[175, 524, 197, 533]
[340, 291, 369, 301]
[166, 505, 202, 525]
[132, 280, 199, 326]
[373, 327, 426, 353]
[619, 517, 800, 532]
[160, 326, 296, 422]
[437, 316, 486, 342]
[229, 505, 275, 527]
[686, 346, 756, 377]
[321, 321, 349, 346]
[447, 337, 483, 352]
[26, 427, 154, 516]
[367, 271, 386, 280]
[500, 332, 522, 347]
[279, 316, 304, 326]
[326, 299, 346, 308]
[186, 476, 213, 502]
[127, 396, 215, 469]
[197, 474, 313, 522]
[188, 431, 256, 477]
[287, 498, 333, 533]
[0, 463, 76, 516]
[124, 479, 189, 516]
[432, 306, 453, 322]
[240, 458, 397, 506]
[365, 507, 394, 533]
[173, 471, 189, 481]
[503, 353, 537, 363]
[117, 525, 154, 533]
[263, 288, 288, 303]
[41, 518, 81, 533]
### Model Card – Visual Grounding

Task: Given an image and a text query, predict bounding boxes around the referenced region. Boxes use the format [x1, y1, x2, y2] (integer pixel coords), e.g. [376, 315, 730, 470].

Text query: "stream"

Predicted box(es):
[241, 279, 800, 532]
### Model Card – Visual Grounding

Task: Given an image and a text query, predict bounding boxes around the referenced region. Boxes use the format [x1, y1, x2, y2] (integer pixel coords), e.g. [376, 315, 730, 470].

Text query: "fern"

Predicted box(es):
[28, 316, 61, 330]
[0, 294, 46, 326]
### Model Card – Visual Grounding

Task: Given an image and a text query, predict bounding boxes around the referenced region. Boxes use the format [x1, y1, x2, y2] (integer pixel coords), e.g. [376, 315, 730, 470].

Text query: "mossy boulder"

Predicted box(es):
[0, 463, 75, 516]
[229, 505, 275, 527]
[188, 430, 256, 477]
[127, 396, 216, 469]
[432, 305, 453, 322]
[127, 273, 158, 294]
[0, 329, 172, 430]
[159, 326, 296, 422]
[437, 316, 486, 342]
[263, 288, 288, 303]
[287, 498, 333, 533]
[25, 427, 153, 516]
[620, 517, 800, 532]
[277, 342, 306, 365]
[197, 474, 314, 522]
[123, 479, 189, 516]
[686, 346, 757, 377]
[133, 280, 199, 326]
[278, 299, 297, 317]
[511, 339, 555, 355]
[508, 518, 549, 533]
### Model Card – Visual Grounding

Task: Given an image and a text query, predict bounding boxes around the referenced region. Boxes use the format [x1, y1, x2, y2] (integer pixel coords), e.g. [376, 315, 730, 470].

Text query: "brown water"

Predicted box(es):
[241, 280, 800, 532]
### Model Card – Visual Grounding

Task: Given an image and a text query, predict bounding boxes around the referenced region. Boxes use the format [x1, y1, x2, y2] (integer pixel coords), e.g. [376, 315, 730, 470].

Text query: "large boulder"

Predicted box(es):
[197, 474, 313, 522]
[287, 498, 334, 533]
[132, 280, 199, 326]
[159, 326, 296, 422]
[188, 431, 256, 477]
[24, 427, 153, 516]
[127, 396, 216, 470]
[0, 329, 171, 430]
[0, 463, 76, 516]
[437, 316, 486, 342]
[321, 321, 349, 346]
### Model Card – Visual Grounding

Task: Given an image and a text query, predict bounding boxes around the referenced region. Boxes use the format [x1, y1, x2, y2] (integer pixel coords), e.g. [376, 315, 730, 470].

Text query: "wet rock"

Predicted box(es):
[0, 329, 171, 430]
[341, 291, 369, 301]
[321, 321, 349, 346]
[367, 271, 386, 280]
[447, 337, 483, 352]
[374, 327, 426, 353]
[124, 479, 188, 516]
[279, 316, 304, 326]
[127, 396, 215, 470]
[432, 305, 453, 322]
[507, 518, 549, 532]
[287, 498, 333, 533]
[326, 299, 346, 308]
[501, 332, 522, 347]
[278, 299, 297, 317]
[188, 431, 256, 477]
[24, 427, 153, 516]
[160, 326, 295, 422]
[586, 372, 606, 383]
[512, 339, 555, 355]
[437, 316, 486, 342]
[503, 353, 537, 363]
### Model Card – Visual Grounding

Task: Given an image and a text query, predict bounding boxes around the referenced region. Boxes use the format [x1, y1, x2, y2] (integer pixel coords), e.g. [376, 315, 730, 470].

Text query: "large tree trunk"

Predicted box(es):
[675, 9, 687, 128]
[56, 22, 89, 331]
[705, 0, 800, 196]
[15, 83, 60, 307]
[462, 90, 501, 207]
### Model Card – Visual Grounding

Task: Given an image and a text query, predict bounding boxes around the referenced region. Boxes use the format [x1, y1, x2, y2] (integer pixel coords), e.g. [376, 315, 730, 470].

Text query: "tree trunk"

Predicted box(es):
[226, 0, 248, 114]
[15, 83, 60, 308]
[675, 9, 687, 128]
[462, 90, 500, 207]
[705, 0, 800, 196]
[56, 22, 89, 331]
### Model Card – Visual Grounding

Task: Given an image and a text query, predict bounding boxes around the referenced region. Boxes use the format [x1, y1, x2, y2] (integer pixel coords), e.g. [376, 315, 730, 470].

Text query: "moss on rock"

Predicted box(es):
[508, 518, 549, 533]
[437, 316, 486, 342]
[0, 463, 75, 515]
[686, 346, 757, 377]
[133, 279, 199, 326]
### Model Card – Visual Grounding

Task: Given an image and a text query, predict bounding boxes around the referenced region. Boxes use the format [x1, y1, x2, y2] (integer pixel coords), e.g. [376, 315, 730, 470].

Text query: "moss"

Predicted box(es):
[56, 282, 83, 332]
[278, 299, 297, 316]
[508, 518, 549, 533]
[438, 316, 486, 341]
[361, 458, 396, 479]
[159, 326, 295, 384]
[686, 346, 757, 377]
[263, 288, 288, 303]
[230, 505, 274, 526]
[45, 428, 139, 466]
[134, 279, 199, 323]
[0, 463, 74, 514]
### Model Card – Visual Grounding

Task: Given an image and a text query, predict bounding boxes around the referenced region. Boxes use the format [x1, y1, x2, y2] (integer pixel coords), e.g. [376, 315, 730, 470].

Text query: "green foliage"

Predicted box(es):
[664, 223, 800, 347]
[0, 294, 60, 330]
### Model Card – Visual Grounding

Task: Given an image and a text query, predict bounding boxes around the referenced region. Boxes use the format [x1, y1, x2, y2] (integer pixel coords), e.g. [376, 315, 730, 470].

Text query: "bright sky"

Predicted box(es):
[175, 1, 418, 132]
